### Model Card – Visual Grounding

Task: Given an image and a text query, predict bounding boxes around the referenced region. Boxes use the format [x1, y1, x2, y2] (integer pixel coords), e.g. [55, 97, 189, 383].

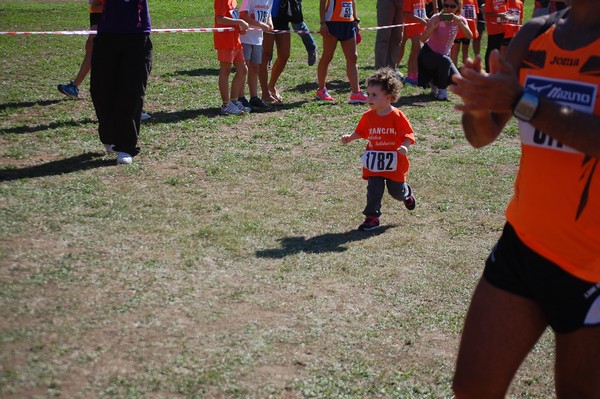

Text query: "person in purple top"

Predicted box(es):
[90, 0, 153, 165]
[417, 0, 471, 100]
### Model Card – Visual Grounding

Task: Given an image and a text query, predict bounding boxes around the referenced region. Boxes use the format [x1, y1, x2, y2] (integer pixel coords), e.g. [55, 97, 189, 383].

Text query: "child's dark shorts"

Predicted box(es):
[483, 223, 600, 333]
[325, 21, 356, 42]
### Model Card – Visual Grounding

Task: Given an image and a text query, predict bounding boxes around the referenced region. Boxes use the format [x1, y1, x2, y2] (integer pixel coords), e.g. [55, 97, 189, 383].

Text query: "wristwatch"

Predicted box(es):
[513, 89, 540, 122]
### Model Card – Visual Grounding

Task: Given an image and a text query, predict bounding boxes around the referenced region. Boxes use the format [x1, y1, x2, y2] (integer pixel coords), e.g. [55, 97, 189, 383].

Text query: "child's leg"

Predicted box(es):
[230, 60, 248, 102]
[450, 42, 460, 66]
[74, 32, 96, 88]
[363, 177, 385, 217]
[259, 33, 275, 100]
[462, 42, 470, 66]
[317, 33, 338, 89]
[387, 180, 411, 202]
[408, 35, 421, 77]
[218, 61, 233, 103]
[339, 37, 359, 93]
[247, 61, 260, 98]
[269, 34, 291, 97]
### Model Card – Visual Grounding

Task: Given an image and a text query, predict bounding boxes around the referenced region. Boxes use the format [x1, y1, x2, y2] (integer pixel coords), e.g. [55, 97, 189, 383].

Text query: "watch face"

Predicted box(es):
[514, 91, 540, 122]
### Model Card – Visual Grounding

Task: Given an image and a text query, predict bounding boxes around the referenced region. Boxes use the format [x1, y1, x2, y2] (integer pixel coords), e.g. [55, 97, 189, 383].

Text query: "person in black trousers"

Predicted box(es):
[90, 0, 153, 165]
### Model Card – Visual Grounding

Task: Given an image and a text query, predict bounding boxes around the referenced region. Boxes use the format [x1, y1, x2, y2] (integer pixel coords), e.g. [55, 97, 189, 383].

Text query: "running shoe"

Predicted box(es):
[237, 96, 251, 108]
[233, 99, 251, 113]
[404, 73, 418, 86]
[308, 50, 317, 66]
[358, 216, 380, 231]
[404, 194, 416, 210]
[348, 90, 368, 104]
[221, 102, 244, 116]
[249, 96, 271, 112]
[57, 81, 79, 99]
[316, 87, 334, 101]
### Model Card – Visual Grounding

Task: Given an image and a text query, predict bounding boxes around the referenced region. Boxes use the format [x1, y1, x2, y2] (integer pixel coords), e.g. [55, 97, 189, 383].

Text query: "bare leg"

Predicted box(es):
[554, 326, 600, 398]
[453, 278, 548, 398]
[268, 33, 290, 100]
[317, 33, 338, 89]
[218, 62, 232, 103]
[340, 37, 359, 94]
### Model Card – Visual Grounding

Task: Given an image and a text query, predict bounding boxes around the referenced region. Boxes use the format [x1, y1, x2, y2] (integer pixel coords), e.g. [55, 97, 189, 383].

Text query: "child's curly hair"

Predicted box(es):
[365, 67, 403, 102]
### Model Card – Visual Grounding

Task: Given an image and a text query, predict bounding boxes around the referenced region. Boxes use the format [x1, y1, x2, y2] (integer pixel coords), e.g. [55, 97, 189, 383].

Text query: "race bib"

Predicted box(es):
[339, 1, 353, 19]
[361, 151, 398, 172]
[462, 4, 476, 19]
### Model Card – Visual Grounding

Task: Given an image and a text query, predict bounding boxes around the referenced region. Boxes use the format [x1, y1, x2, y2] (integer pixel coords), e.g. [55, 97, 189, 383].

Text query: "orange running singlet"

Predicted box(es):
[506, 25, 600, 282]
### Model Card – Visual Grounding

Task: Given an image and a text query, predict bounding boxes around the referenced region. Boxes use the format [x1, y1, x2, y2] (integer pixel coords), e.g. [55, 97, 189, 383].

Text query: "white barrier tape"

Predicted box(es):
[0, 22, 421, 36]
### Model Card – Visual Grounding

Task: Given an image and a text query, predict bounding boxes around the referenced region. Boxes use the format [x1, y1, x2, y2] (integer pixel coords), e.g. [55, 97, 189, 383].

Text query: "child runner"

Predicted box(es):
[238, 0, 274, 111]
[214, 0, 250, 115]
[341, 67, 416, 231]
[316, 0, 367, 104]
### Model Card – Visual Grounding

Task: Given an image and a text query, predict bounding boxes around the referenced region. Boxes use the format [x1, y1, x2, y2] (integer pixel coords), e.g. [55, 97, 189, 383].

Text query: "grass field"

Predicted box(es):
[0, 1, 557, 398]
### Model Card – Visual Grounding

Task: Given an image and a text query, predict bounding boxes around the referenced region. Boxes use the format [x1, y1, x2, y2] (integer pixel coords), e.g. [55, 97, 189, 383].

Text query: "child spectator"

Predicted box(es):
[214, 0, 250, 115]
[238, 0, 274, 111]
[484, 0, 508, 72]
[57, 0, 104, 99]
[316, 0, 367, 104]
[341, 67, 416, 231]
[501, 0, 523, 56]
[400, 0, 428, 86]
[451, 0, 479, 67]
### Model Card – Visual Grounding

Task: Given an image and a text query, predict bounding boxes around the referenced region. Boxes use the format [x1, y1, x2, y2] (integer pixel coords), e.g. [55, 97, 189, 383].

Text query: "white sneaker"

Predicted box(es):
[437, 89, 448, 101]
[220, 102, 243, 116]
[232, 100, 251, 113]
[116, 151, 133, 164]
[104, 144, 115, 154]
[140, 111, 151, 121]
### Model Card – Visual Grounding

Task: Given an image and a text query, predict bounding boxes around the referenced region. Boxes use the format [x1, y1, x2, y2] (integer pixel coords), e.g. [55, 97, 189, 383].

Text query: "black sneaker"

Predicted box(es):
[237, 96, 251, 108]
[358, 216, 380, 231]
[249, 96, 272, 112]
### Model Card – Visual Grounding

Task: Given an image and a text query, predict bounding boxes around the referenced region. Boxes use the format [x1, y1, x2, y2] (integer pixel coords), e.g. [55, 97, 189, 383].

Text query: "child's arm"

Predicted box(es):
[341, 132, 361, 144]
[398, 137, 412, 156]
[240, 11, 272, 32]
[216, 15, 250, 33]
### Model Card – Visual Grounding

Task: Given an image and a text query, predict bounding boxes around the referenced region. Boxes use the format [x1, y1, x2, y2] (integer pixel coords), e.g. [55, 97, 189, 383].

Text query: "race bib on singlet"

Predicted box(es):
[413, 5, 426, 18]
[520, 76, 597, 154]
[339, 2, 353, 19]
[462, 4, 476, 19]
[252, 9, 269, 23]
[361, 151, 398, 172]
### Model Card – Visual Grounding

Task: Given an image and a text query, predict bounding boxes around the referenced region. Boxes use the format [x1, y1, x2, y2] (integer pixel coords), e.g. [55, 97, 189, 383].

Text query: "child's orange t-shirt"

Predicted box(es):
[214, 0, 242, 50]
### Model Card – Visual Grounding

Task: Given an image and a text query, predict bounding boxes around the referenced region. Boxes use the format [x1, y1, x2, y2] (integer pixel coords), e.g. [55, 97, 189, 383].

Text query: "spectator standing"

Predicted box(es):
[451, 0, 479, 67]
[90, 0, 153, 164]
[399, 0, 428, 85]
[374, 0, 404, 71]
[57, 0, 104, 99]
[213, 0, 250, 116]
[483, 0, 508, 72]
[501, 0, 523, 56]
[316, 0, 367, 103]
[238, 0, 274, 111]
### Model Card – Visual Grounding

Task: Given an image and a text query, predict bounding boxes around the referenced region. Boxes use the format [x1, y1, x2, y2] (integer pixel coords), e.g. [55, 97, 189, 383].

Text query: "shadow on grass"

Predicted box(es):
[0, 99, 64, 112]
[163, 67, 219, 77]
[0, 152, 114, 182]
[0, 118, 97, 135]
[255, 225, 396, 258]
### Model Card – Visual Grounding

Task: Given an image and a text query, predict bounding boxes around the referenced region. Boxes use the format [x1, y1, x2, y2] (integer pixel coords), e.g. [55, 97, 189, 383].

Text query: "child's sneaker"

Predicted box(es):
[316, 87, 334, 101]
[348, 90, 368, 104]
[104, 144, 115, 154]
[233, 100, 251, 113]
[237, 96, 251, 109]
[404, 73, 418, 86]
[249, 96, 271, 112]
[358, 216, 380, 231]
[57, 81, 79, 99]
[221, 102, 244, 116]
[403, 194, 416, 210]
[116, 152, 133, 165]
